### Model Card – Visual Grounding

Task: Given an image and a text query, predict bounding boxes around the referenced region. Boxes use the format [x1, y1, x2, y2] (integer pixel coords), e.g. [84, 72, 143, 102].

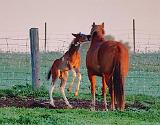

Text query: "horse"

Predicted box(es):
[86, 22, 129, 111]
[47, 33, 91, 108]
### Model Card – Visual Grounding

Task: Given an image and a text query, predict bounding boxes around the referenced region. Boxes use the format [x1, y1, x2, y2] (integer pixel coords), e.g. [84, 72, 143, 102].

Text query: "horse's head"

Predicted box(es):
[90, 22, 105, 41]
[71, 32, 91, 46]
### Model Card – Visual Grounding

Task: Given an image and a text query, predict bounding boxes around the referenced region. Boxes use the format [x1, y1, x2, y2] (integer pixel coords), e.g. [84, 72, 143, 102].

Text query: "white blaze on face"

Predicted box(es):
[75, 42, 80, 46]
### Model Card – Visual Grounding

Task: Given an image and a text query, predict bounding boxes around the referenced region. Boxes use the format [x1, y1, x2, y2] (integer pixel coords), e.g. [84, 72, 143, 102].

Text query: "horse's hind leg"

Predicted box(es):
[49, 70, 60, 107]
[60, 71, 72, 108]
[67, 69, 76, 93]
[49, 79, 57, 107]
[109, 77, 116, 111]
[102, 74, 108, 111]
[74, 69, 81, 96]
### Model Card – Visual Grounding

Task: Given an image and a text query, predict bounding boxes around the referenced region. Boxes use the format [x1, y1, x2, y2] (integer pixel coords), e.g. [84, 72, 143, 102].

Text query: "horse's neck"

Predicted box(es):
[68, 44, 80, 56]
[90, 38, 104, 49]
[91, 35, 104, 42]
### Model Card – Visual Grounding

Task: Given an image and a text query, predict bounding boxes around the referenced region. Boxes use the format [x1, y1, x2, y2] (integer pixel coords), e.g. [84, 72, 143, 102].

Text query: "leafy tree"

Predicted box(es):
[104, 35, 115, 41]
[119, 40, 131, 51]
[105, 35, 131, 51]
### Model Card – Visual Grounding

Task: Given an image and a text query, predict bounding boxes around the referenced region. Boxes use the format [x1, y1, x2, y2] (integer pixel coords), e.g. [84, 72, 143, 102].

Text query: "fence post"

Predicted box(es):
[29, 28, 40, 89]
[45, 22, 47, 52]
[133, 19, 136, 53]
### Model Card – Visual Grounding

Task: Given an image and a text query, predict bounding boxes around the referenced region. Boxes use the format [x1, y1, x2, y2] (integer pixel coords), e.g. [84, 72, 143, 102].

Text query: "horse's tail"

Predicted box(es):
[113, 51, 127, 110]
[46, 68, 51, 80]
[113, 62, 125, 110]
[46, 59, 59, 81]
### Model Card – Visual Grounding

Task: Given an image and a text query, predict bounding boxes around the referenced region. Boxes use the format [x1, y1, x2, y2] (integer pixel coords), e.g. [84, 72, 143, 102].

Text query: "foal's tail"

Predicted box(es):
[46, 68, 51, 80]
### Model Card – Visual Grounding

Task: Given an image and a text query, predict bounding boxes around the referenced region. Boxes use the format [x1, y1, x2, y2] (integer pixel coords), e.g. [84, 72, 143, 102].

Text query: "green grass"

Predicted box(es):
[0, 51, 160, 124]
[0, 83, 160, 125]
[0, 106, 160, 125]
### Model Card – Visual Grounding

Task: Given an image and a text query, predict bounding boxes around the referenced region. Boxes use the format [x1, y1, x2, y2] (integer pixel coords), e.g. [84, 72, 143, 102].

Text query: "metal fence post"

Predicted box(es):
[29, 28, 40, 89]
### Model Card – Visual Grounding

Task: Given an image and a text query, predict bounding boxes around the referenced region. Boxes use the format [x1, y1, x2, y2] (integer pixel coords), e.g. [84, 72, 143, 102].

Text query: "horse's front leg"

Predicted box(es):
[67, 69, 76, 93]
[88, 71, 96, 111]
[74, 69, 81, 96]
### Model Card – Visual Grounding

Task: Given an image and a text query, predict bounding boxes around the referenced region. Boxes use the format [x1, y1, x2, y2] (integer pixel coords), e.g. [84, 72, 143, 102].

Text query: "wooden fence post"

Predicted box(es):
[133, 19, 136, 53]
[29, 28, 40, 89]
[45, 22, 47, 52]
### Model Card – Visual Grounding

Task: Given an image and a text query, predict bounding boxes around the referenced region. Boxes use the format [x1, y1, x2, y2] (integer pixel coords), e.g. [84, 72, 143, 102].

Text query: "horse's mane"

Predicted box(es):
[68, 38, 75, 49]
[66, 38, 80, 56]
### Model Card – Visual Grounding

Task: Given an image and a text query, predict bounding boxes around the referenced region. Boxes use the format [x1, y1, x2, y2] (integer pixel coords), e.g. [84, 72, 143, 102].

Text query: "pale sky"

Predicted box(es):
[0, 0, 160, 52]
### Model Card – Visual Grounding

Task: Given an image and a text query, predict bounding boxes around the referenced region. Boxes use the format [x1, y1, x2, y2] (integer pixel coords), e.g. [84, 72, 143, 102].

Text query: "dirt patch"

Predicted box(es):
[0, 96, 101, 109]
[0, 97, 150, 110]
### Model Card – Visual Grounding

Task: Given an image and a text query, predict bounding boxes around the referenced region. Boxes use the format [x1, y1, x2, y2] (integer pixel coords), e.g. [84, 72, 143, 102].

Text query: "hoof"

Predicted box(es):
[67, 105, 73, 109]
[90, 107, 95, 111]
[67, 88, 71, 93]
[102, 108, 108, 111]
[111, 108, 116, 111]
[50, 102, 55, 107]
[74, 92, 78, 96]
[119, 108, 125, 111]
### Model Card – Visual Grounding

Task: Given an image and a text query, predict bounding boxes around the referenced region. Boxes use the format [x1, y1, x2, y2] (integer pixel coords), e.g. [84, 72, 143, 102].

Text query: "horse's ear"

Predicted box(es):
[102, 22, 104, 28]
[92, 22, 95, 27]
[72, 33, 77, 37]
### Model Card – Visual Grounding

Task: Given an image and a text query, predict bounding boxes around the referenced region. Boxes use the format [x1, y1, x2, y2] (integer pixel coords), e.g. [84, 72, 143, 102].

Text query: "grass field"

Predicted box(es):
[0, 84, 160, 125]
[0, 107, 159, 125]
[0, 51, 160, 96]
[0, 50, 160, 124]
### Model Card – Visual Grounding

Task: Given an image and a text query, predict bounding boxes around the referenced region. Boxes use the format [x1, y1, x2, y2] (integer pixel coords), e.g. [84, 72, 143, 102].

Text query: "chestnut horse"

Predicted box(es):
[47, 33, 90, 108]
[86, 22, 129, 111]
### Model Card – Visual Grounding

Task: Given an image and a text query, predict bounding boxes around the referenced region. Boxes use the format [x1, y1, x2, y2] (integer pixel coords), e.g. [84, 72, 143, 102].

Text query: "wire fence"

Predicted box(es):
[0, 32, 160, 98]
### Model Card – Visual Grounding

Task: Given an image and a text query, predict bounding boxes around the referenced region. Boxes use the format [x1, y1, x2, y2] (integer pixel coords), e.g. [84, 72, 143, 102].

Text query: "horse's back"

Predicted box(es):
[98, 41, 129, 76]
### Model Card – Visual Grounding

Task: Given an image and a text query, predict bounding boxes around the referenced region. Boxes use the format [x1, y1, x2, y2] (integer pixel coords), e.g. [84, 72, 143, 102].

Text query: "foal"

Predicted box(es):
[47, 33, 90, 108]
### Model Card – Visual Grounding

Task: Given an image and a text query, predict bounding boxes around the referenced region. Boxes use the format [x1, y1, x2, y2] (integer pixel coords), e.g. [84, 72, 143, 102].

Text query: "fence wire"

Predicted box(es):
[0, 33, 160, 98]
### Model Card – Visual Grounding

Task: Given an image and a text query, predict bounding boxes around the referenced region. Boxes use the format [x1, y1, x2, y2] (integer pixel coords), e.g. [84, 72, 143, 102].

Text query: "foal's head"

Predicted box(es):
[68, 33, 91, 56]
[90, 22, 105, 41]
[71, 33, 91, 46]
